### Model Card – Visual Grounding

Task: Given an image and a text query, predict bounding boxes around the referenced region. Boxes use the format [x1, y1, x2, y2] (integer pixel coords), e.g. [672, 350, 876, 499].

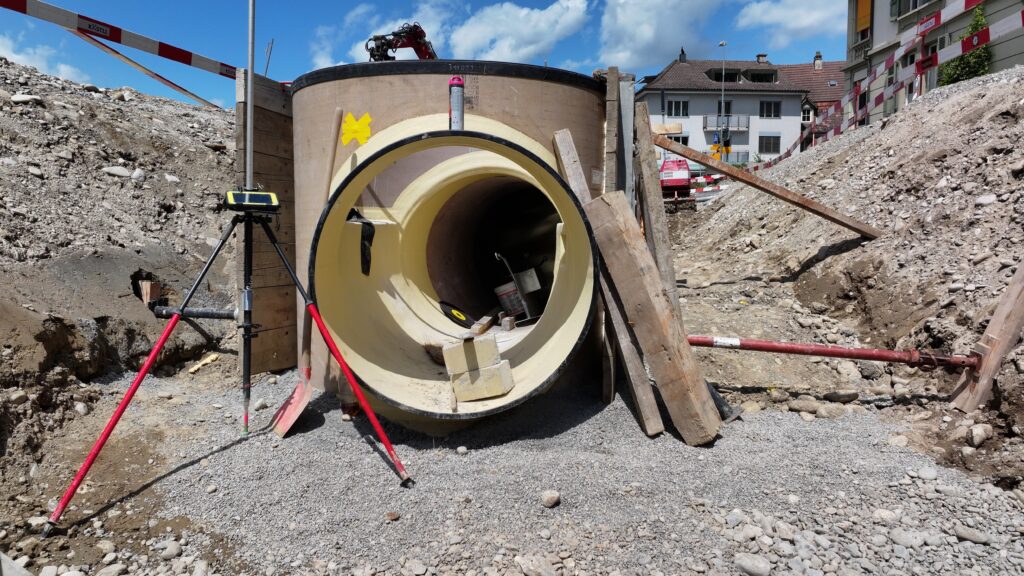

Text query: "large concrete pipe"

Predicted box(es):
[291, 62, 606, 428]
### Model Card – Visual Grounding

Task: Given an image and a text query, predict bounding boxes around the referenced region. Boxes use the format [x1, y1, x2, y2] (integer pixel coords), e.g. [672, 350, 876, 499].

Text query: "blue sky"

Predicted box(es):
[0, 1, 847, 107]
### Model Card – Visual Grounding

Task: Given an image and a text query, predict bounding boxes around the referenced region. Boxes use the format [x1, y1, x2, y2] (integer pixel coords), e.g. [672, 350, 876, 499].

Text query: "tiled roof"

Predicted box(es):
[776, 61, 846, 104]
[640, 59, 807, 94]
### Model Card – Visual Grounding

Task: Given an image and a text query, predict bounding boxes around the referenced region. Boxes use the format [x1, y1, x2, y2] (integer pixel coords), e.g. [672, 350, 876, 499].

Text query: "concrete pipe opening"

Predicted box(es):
[309, 131, 596, 425]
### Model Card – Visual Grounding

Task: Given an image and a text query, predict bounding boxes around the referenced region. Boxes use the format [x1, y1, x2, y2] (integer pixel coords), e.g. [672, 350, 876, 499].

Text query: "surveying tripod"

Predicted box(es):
[42, 191, 412, 538]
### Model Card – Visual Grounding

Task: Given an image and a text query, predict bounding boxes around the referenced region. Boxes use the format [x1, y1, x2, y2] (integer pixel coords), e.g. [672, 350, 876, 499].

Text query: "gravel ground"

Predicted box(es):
[126, 370, 1024, 575]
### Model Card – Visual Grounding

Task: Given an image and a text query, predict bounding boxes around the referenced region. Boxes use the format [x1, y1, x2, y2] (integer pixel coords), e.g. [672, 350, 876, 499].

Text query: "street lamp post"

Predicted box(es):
[718, 40, 727, 162]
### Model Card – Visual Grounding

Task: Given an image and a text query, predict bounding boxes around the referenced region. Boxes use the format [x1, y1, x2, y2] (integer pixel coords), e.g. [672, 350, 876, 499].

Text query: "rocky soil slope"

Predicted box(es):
[0, 57, 237, 475]
[674, 66, 1024, 487]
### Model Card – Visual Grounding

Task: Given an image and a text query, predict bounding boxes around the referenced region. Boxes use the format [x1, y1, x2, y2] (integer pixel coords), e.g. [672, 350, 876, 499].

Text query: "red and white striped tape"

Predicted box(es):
[0, 0, 236, 79]
[691, 174, 726, 186]
[752, 0, 1003, 172]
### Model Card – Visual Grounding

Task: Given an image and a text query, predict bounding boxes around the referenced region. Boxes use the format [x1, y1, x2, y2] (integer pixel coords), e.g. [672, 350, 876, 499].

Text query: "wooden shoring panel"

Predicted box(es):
[236, 70, 297, 374]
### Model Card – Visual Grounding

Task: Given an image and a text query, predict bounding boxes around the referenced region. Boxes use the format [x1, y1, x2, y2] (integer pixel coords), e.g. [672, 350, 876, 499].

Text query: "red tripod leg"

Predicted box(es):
[307, 303, 413, 486]
[43, 314, 183, 537]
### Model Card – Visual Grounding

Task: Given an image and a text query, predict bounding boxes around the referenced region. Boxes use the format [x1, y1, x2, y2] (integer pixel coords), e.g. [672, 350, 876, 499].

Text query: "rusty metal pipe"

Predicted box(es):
[687, 335, 978, 369]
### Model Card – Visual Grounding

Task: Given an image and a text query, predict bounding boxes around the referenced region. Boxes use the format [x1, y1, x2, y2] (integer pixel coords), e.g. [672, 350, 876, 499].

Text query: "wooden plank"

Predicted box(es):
[236, 69, 292, 116]
[652, 123, 683, 135]
[584, 191, 720, 445]
[620, 80, 636, 209]
[653, 135, 884, 240]
[952, 264, 1024, 411]
[635, 102, 683, 319]
[554, 129, 664, 435]
[603, 67, 620, 197]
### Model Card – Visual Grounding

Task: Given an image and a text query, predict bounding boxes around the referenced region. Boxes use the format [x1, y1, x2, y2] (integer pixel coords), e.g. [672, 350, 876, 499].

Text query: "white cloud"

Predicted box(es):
[344, 3, 377, 29]
[600, 0, 719, 69]
[449, 0, 589, 62]
[310, 25, 343, 69]
[735, 0, 846, 49]
[0, 33, 90, 82]
[345, 0, 457, 63]
[560, 57, 596, 71]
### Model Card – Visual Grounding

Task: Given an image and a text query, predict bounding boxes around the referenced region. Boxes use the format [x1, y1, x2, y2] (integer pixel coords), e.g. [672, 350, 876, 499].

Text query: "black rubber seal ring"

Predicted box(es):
[307, 130, 599, 420]
[291, 60, 603, 94]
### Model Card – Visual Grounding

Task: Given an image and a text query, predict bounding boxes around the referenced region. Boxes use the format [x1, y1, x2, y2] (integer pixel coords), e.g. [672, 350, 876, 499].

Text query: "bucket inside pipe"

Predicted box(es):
[309, 131, 596, 422]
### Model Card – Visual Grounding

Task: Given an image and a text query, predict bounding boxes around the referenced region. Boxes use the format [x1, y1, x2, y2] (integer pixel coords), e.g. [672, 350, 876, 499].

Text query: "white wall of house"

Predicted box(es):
[641, 91, 804, 165]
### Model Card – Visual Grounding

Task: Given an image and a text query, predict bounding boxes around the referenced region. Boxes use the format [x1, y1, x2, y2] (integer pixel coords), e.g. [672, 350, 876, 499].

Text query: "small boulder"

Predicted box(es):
[816, 403, 847, 419]
[968, 423, 993, 447]
[540, 490, 560, 508]
[101, 166, 132, 178]
[734, 552, 771, 576]
[11, 94, 41, 105]
[954, 525, 990, 544]
[787, 397, 820, 413]
[824, 389, 858, 404]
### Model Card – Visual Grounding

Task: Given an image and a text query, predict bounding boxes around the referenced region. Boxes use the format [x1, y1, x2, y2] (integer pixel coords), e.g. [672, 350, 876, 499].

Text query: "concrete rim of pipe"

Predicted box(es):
[309, 125, 597, 421]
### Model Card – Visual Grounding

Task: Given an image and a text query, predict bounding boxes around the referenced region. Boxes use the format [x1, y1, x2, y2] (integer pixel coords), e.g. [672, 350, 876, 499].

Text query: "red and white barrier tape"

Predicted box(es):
[752, 0, 1005, 172]
[691, 174, 726, 185]
[0, 0, 237, 79]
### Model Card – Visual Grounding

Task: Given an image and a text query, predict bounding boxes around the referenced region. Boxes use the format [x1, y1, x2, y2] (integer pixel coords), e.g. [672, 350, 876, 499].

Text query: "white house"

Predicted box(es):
[638, 50, 809, 167]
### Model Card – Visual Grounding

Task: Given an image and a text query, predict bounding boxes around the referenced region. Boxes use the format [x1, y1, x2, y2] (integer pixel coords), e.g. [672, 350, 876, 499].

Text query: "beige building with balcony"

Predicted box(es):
[845, 0, 1024, 124]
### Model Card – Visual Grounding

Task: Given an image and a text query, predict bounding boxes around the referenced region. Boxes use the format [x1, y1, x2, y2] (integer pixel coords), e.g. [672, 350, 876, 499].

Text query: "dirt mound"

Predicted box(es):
[0, 57, 238, 470]
[674, 66, 1024, 481]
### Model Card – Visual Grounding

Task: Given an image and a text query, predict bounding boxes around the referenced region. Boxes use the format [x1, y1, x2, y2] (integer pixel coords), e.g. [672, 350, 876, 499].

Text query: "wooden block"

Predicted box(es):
[653, 134, 884, 240]
[139, 280, 160, 304]
[598, 305, 616, 404]
[452, 360, 514, 402]
[500, 317, 516, 331]
[442, 335, 501, 376]
[584, 191, 721, 445]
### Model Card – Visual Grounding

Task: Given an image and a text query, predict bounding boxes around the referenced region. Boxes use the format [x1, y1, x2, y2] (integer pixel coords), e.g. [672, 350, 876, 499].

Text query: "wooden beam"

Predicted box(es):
[653, 135, 884, 240]
[952, 263, 1024, 411]
[585, 191, 720, 444]
[635, 102, 682, 319]
[603, 67, 620, 197]
[554, 129, 664, 434]
[652, 123, 683, 135]
[619, 79, 636, 209]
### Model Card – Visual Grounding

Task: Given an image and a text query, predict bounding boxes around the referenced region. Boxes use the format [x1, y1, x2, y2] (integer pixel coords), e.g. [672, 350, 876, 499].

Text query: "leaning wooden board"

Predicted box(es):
[554, 129, 665, 436]
[653, 135, 883, 240]
[584, 191, 721, 445]
[952, 263, 1024, 411]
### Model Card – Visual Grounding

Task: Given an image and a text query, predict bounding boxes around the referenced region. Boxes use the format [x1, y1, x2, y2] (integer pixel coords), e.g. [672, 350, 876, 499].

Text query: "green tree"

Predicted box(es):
[938, 7, 992, 86]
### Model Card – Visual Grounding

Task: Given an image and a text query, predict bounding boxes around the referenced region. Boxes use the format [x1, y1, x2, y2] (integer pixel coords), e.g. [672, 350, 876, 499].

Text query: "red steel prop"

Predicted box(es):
[687, 335, 978, 369]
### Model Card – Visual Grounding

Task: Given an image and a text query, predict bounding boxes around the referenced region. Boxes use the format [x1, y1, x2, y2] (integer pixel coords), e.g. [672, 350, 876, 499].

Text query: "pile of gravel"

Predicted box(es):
[147, 371, 1024, 575]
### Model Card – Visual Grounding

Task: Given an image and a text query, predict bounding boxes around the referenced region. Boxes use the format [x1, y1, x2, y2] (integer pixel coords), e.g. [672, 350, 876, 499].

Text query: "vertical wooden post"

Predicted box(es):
[604, 67, 620, 197]
[634, 102, 683, 319]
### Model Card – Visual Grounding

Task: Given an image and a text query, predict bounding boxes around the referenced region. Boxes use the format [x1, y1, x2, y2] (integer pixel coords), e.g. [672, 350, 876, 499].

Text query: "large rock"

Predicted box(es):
[10, 94, 41, 104]
[0, 552, 33, 576]
[816, 403, 848, 419]
[514, 554, 556, 576]
[95, 564, 127, 576]
[836, 360, 861, 382]
[954, 525, 990, 544]
[734, 553, 772, 576]
[101, 166, 132, 178]
[788, 397, 821, 413]
[968, 423, 993, 447]
[824, 389, 859, 403]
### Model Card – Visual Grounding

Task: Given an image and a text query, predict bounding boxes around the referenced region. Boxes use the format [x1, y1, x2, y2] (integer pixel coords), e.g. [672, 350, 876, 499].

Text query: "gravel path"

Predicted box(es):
[132, 371, 1024, 575]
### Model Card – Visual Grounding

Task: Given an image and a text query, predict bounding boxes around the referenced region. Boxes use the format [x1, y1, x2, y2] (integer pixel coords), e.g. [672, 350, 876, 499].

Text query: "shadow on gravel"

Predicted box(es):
[63, 429, 272, 532]
[286, 394, 331, 436]
[349, 374, 607, 452]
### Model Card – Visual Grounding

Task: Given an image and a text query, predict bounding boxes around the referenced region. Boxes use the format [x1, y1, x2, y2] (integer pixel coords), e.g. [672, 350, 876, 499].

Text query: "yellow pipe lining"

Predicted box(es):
[313, 114, 595, 419]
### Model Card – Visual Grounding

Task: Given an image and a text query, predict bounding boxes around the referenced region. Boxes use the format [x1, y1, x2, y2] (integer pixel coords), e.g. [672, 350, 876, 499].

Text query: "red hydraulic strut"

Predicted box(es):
[687, 335, 978, 368]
